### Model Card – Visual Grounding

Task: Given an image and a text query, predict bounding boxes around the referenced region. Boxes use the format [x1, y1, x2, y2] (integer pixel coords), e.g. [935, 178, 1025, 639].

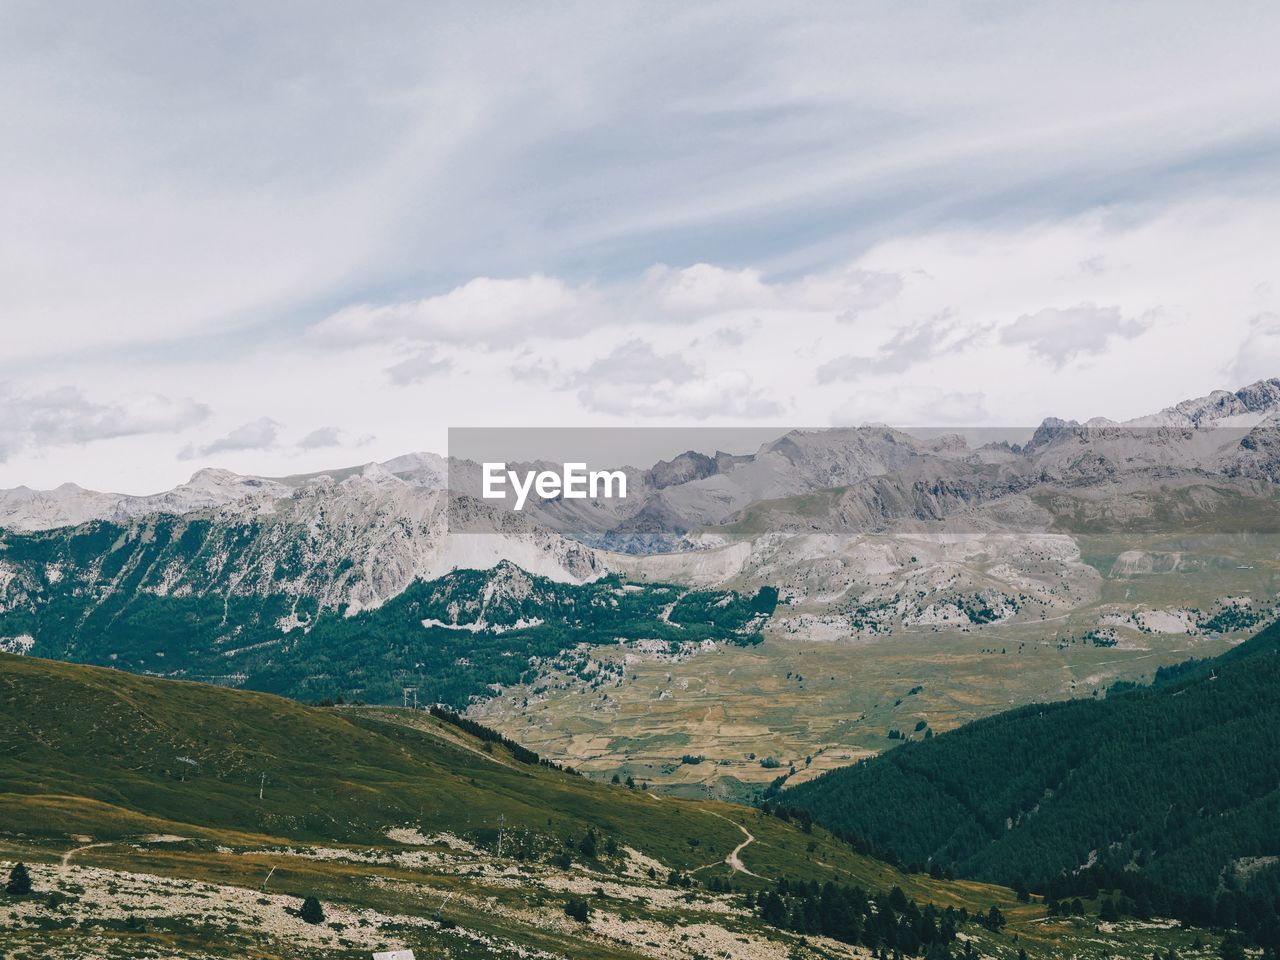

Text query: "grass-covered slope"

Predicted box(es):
[784, 623, 1280, 919]
[0, 655, 1246, 960]
[0, 652, 775, 870]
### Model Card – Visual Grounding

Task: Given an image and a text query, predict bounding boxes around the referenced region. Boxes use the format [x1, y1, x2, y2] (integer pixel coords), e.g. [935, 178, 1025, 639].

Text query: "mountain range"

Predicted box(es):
[4, 379, 1280, 709]
[4, 382, 1280, 958]
[8, 378, 1280, 544]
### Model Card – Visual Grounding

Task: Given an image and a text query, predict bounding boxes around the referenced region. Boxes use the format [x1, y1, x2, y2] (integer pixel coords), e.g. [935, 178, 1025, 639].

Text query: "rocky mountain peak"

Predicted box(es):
[645, 450, 719, 490]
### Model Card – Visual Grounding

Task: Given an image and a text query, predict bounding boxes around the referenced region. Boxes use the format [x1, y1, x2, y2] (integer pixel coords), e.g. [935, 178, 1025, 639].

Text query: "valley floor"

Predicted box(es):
[475, 623, 1236, 799]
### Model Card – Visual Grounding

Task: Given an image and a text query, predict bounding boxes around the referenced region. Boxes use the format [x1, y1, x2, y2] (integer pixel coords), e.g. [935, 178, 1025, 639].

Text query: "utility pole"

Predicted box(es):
[434, 891, 454, 923]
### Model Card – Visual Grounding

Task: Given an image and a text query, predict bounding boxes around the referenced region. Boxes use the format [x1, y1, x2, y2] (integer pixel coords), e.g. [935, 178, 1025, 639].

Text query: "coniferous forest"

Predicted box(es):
[784, 623, 1280, 952]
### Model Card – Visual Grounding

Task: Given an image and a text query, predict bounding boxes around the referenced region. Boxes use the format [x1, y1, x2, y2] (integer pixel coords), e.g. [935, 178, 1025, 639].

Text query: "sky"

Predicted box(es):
[2, 1, 1279, 493]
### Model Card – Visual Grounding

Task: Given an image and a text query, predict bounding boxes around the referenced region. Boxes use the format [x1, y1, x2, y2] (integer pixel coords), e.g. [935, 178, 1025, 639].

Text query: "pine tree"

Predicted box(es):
[300, 895, 324, 924]
[564, 897, 590, 922]
[1220, 934, 1248, 960]
[6, 862, 32, 895]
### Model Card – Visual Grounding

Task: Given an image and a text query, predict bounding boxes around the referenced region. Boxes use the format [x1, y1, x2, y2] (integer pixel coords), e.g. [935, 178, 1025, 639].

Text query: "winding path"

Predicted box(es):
[61, 842, 111, 867]
[708, 811, 762, 878]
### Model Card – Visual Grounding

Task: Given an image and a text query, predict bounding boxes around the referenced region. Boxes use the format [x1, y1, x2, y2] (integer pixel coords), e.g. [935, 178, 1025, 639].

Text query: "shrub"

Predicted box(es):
[300, 895, 324, 925]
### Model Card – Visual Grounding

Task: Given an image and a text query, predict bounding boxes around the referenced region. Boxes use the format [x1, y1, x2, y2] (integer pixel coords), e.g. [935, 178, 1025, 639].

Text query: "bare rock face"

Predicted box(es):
[1222, 420, 1280, 483]
[0, 469, 290, 533]
[0, 463, 604, 621]
[644, 450, 719, 490]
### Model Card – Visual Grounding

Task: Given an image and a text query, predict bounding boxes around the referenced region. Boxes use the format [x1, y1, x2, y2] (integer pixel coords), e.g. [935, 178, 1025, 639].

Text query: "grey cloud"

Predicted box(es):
[818, 316, 981, 383]
[298, 426, 342, 449]
[5, 3, 1277, 371]
[1001, 304, 1148, 367]
[297, 427, 375, 449]
[386, 347, 454, 386]
[509, 353, 561, 384]
[180, 418, 280, 461]
[0, 384, 209, 463]
[575, 339, 697, 386]
[830, 272, 906, 322]
[1227, 312, 1280, 386]
[503, 337, 783, 418]
[832, 387, 988, 426]
[570, 339, 783, 420]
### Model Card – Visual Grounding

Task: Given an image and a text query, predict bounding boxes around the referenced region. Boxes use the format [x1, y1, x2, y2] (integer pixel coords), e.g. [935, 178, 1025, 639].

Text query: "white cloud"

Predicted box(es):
[642, 263, 773, 315]
[0, 384, 208, 463]
[312, 276, 589, 348]
[2, 194, 1277, 491]
[578, 369, 783, 420]
[2, 2, 1277, 375]
[1000, 303, 1148, 367]
[792, 268, 906, 321]
[313, 261, 904, 352]
[179, 417, 280, 461]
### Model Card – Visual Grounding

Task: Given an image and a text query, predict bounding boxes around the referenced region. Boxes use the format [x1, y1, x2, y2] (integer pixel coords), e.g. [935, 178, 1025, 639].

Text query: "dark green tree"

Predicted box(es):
[300, 895, 324, 924]
[1220, 934, 1248, 960]
[6, 862, 32, 895]
[564, 897, 590, 922]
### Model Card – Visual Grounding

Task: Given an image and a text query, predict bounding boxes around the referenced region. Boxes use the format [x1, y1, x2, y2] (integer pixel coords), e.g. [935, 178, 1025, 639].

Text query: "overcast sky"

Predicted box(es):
[2, 1, 1279, 492]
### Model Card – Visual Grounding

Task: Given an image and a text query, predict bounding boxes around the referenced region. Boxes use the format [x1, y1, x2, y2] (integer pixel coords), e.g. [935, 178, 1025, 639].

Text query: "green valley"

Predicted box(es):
[0, 653, 1239, 960]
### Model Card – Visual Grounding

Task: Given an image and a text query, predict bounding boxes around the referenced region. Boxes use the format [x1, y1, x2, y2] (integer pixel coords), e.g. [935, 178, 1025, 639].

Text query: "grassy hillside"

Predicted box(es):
[0, 652, 773, 868]
[784, 622, 1280, 948]
[0, 653, 1231, 960]
[0, 655, 1018, 960]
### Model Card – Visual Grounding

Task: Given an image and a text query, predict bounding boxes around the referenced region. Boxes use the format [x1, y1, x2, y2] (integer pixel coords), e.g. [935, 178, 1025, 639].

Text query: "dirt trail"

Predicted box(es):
[707, 811, 762, 878]
[61, 842, 111, 867]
